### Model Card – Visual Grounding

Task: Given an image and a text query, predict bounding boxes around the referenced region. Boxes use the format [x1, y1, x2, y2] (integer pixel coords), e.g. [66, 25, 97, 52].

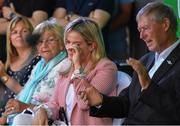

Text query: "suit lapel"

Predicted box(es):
[132, 53, 155, 103]
[151, 43, 180, 84]
[145, 53, 155, 71]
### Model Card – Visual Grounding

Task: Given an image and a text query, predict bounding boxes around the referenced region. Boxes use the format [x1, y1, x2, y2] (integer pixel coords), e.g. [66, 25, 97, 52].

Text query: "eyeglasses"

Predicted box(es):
[38, 37, 58, 45]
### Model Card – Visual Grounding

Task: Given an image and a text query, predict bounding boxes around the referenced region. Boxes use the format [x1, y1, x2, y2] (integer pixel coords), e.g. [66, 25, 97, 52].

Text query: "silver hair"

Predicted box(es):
[136, 2, 178, 34]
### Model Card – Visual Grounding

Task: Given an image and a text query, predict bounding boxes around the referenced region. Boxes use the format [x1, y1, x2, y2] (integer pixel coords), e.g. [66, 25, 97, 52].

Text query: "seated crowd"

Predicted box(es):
[0, 1, 180, 125]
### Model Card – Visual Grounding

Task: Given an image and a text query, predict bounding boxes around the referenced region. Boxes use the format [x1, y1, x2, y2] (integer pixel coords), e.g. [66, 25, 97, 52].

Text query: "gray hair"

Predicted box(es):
[136, 2, 178, 34]
[33, 18, 64, 49]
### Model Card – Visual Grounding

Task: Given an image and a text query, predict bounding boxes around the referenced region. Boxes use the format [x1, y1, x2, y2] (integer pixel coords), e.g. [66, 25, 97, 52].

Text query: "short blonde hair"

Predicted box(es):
[64, 17, 106, 65]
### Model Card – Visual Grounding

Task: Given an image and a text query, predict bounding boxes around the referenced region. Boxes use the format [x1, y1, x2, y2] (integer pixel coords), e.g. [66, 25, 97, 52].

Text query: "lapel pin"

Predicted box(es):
[167, 60, 172, 65]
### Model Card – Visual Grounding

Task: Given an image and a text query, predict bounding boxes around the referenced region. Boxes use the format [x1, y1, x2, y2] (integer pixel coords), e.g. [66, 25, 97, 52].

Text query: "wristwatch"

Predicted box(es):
[1, 75, 9, 84]
[74, 68, 84, 75]
[74, 68, 86, 78]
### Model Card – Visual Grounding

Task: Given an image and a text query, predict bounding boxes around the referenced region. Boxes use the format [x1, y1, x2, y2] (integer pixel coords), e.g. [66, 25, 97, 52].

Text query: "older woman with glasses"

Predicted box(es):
[32, 17, 117, 125]
[0, 19, 71, 125]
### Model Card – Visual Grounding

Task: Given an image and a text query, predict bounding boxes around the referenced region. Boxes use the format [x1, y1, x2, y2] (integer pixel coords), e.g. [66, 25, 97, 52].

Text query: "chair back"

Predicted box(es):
[113, 71, 132, 125]
[117, 71, 131, 94]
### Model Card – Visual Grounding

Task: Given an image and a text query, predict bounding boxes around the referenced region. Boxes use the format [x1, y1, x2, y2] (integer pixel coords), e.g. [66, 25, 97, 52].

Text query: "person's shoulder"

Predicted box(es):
[31, 55, 41, 64]
[54, 57, 72, 74]
[98, 57, 115, 64]
[96, 57, 117, 69]
[59, 57, 71, 65]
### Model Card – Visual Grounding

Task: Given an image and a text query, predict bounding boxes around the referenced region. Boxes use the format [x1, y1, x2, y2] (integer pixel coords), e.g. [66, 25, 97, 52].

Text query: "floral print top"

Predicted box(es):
[0, 56, 41, 116]
[30, 58, 71, 105]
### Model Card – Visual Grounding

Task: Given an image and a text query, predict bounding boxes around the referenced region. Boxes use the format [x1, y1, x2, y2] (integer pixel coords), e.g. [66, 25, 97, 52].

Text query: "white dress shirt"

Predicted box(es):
[148, 39, 180, 78]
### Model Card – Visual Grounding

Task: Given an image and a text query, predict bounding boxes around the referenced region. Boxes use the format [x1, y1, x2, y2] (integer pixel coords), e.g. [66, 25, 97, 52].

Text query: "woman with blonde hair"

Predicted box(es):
[0, 16, 40, 118]
[32, 17, 117, 125]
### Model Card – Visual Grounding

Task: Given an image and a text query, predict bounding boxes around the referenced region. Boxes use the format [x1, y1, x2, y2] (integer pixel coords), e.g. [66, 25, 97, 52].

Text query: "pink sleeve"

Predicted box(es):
[90, 60, 117, 94]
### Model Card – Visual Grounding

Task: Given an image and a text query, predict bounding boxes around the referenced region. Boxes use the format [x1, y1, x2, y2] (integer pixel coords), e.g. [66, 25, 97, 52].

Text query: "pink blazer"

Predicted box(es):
[47, 58, 117, 125]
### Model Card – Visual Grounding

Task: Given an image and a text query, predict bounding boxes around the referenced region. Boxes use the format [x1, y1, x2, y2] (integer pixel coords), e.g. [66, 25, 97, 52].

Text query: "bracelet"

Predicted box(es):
[74, 68, 86, 78]
[33, 104, 53, 118]
[1, 75, 9, 84]
[74, 67, 84, 74]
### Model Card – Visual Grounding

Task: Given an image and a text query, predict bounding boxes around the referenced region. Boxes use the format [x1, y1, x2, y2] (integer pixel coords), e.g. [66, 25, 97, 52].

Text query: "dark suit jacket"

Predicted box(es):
[90, 43, 180, 124]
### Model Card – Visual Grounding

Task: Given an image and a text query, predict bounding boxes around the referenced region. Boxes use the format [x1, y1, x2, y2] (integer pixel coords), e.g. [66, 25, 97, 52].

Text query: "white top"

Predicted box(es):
[148, 39, 180, 78]
[66, 68, 86, 123]
[66, 84, 75, 123]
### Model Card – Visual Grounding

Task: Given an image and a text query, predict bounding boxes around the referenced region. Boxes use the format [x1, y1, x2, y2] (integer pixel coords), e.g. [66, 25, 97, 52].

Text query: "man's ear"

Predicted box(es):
[163, 18, 170, 32]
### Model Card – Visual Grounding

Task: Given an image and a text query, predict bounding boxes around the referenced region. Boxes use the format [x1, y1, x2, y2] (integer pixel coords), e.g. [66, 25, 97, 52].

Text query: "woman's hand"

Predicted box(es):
[71, 44, 81, 69]
[32, 108, 49, 125]
[5, 99, 29, 115]
[126, 58, 151, 90]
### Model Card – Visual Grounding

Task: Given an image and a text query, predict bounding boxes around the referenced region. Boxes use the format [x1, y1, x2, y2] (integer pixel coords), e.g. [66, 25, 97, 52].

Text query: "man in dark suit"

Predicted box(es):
[79, 2, 180, 124]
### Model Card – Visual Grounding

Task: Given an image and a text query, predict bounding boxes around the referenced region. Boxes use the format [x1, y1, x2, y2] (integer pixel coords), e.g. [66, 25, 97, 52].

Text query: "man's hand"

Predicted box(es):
[78, 83, 103, 106]
[126, 58, 151, 90]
